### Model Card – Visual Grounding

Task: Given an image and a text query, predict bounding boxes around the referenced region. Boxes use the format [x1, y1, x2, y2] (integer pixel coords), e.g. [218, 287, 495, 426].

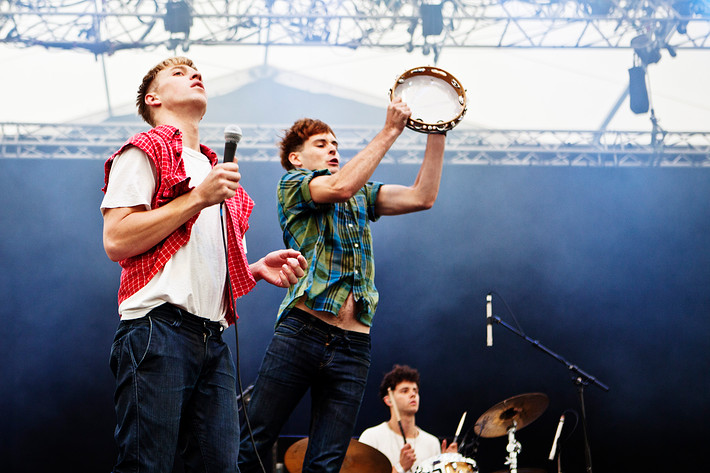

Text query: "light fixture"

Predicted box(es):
[164, 1, 192, 36]
[421, 2, 444, 37]
[585, 0, 614, 15]
[630, 35, 661, 65]
[628, 65, 649, 114]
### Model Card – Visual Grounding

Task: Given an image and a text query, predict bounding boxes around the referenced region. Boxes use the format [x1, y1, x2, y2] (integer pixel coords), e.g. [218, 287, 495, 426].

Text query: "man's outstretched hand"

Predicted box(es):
[251, 249, 308, 287]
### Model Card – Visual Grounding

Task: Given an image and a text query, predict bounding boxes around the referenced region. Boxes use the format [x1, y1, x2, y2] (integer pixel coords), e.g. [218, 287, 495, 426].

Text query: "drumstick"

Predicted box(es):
[452, 411, 467, 445]
[388, 387, 408, 444]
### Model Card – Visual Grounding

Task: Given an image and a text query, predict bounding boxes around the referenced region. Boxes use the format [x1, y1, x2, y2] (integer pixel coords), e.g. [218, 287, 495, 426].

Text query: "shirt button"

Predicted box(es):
[348, 224, 354, 228]
[354, 270, 359, 275]
[354, 243, 359, 248]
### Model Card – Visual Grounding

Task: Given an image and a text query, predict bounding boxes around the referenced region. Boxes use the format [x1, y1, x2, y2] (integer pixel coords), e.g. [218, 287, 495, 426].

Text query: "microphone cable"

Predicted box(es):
[220, 201, 268, 473]
[488, 289, 526, 336]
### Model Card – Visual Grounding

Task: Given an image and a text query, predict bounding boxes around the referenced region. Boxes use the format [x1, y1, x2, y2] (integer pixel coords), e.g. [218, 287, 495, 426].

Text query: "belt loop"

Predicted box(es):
[173, 305, 184, 327]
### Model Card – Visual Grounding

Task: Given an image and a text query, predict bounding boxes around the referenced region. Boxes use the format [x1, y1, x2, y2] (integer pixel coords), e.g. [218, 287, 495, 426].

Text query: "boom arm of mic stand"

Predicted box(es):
[489, 315, 608, 473]
[489, 316, 609, 391]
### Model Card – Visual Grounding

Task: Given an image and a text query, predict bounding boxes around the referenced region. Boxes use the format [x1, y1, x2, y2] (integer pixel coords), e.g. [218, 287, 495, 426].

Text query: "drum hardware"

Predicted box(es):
[389, 66, 467, 134]
[284, 438, 390, 473]
[414, 452, 478, 473]
[473, 393, 548, 473]
[503, 422, 522, 473]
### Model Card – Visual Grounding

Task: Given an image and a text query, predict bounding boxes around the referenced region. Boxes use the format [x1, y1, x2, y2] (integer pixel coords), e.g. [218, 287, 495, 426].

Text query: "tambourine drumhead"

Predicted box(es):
[390, 66, 467, 134]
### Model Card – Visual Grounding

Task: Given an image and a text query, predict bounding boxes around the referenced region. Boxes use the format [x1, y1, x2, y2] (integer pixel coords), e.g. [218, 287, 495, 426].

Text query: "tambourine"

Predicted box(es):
[389, 66, 467, 134]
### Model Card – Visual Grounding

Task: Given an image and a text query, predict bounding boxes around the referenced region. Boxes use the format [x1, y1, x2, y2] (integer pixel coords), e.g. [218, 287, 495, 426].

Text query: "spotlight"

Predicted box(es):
[673, 1, 690, 34]
[421, 3, 444, 37]
[630, 35, 661, 65]
[628, 66, 649, 114]
[585, 0, 614, 15]
[164, 1, 192, 36]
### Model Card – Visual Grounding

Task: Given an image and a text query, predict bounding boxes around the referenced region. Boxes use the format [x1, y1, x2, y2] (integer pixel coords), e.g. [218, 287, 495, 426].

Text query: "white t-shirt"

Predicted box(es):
[359, 422, 441, 472]
[101, 146, 228, 323]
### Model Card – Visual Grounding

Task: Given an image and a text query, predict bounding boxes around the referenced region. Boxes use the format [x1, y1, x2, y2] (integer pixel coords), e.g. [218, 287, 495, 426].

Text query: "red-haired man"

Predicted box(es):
[239, 99, 446, 473]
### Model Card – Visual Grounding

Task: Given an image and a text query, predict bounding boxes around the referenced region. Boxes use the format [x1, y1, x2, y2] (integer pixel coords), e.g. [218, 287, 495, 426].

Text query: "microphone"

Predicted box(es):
[548, 414, 565, 460]
[486, 293, 493, 347]
[223, 124, 242, 163]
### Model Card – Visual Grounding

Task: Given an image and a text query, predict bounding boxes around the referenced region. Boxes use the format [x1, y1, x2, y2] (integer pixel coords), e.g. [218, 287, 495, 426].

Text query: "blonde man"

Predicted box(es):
[101, 57, 306, 473]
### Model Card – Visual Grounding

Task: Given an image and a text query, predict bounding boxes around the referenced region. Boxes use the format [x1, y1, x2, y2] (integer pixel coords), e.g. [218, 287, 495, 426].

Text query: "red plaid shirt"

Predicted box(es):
[102, 125, 256, 325]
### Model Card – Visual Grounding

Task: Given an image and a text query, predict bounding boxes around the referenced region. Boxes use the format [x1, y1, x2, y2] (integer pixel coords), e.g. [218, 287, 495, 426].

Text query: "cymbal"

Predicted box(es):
[474, 392, 549, 438]
[284, 438, 391, 473]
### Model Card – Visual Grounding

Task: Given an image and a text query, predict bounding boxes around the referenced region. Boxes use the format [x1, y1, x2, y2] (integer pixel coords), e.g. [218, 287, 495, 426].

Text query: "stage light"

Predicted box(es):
[585, 0, 614, 15]
[628, 66, 649, 114]
[631, 35, 661, 65]
[421, 3, 444, 36]
[164, 0, 192, 36]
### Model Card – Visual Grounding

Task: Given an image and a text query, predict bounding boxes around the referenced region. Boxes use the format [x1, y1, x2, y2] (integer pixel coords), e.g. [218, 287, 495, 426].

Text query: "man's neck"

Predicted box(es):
[388, 415, 417, 439]
[156, 115, 200, 150]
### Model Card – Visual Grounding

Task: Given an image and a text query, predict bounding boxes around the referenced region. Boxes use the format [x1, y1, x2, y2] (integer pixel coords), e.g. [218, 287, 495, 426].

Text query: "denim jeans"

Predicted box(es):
[238, 308, 371, 473]
[110, 303, 240, 473]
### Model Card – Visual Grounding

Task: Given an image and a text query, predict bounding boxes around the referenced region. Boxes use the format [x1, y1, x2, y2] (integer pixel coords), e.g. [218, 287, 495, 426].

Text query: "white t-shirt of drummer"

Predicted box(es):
[359, 422, 441, 472]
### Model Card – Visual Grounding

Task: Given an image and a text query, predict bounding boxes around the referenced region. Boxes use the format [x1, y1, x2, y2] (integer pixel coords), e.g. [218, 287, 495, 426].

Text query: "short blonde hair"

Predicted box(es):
[136, 56, 196, 126]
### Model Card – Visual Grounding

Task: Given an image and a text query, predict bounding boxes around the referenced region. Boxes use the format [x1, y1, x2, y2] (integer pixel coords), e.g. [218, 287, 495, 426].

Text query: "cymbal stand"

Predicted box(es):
[489, 315, 609, 473]
[504, 421, 521, 473]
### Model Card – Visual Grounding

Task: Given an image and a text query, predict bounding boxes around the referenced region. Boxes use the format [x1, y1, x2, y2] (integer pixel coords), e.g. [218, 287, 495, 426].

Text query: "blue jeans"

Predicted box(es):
[238, 308, 371, 473]
[110, 303, 240, 473]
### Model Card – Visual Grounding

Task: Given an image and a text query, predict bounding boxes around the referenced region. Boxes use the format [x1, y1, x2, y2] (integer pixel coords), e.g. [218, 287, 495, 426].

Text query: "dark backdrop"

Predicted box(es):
[1, 156, 708, 473]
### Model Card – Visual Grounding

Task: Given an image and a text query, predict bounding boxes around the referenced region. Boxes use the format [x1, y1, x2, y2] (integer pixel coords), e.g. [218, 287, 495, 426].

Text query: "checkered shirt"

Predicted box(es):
[276, 168, 382, 327]
[102, 125, 255, 325]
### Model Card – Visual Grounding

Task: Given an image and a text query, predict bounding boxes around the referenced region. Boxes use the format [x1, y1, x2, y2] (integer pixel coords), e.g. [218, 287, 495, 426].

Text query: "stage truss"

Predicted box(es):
[2, 1, 709, 164]
[1, 122, 708, 167]
[1, 1, 709, 53]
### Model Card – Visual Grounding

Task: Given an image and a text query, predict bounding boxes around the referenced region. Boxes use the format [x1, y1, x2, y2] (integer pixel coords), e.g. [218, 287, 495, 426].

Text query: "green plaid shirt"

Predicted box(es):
[276, 168, 382, 326]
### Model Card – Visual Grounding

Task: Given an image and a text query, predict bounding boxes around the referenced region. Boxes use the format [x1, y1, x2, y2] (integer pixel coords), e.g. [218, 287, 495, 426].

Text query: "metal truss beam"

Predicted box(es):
[2, 122, 708, 167]
[2, 1, 710, 55]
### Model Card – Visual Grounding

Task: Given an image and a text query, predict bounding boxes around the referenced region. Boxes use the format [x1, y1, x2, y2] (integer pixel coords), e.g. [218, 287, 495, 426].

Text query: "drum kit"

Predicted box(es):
[284, 392, 550, 473]
[284, 438, 390, 473]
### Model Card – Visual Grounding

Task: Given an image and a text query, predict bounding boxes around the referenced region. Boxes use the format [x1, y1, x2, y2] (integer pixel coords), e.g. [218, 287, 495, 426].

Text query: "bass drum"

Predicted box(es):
[414, 453, 478, 473]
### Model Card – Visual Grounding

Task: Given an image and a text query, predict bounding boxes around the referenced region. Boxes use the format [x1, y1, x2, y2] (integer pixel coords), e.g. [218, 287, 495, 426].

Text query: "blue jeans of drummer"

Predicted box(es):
[238, 308, 371, 473]
[110, 303, 240, 473]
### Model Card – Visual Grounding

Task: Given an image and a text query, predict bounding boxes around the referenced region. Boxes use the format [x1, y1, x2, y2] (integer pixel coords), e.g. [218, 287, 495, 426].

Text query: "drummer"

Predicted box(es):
[238, 100, 446, 473]
[359, 364, 458, 473]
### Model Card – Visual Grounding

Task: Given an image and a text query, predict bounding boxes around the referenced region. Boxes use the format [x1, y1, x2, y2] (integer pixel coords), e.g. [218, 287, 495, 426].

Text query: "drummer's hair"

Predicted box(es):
[379, 364, 420, 402]
[279, 118, 335, 170]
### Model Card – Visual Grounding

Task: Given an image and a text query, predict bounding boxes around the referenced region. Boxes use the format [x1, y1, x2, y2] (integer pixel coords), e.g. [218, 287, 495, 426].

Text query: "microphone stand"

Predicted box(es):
[490, 315, 609, 473]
